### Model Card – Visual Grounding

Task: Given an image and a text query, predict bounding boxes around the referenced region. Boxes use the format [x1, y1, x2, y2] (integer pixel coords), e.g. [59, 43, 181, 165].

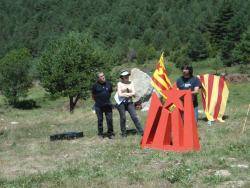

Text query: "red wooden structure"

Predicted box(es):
[141, 86, 200, 152]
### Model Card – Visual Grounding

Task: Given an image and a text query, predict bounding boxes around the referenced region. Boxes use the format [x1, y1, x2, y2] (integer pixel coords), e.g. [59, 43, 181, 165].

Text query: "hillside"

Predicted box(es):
[1, 0, 250, 67]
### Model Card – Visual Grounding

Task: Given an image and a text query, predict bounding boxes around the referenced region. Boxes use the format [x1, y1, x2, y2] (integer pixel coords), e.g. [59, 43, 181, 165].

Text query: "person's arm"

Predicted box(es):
[192, 86, 199, 94]
[91, 84, 96, 101]
[192, 77, 201, 94]
[117, 82, 131, 98]
[128, 82, 136, 97]
[176, 78, 181, 89]
[110, 82, 113, 94]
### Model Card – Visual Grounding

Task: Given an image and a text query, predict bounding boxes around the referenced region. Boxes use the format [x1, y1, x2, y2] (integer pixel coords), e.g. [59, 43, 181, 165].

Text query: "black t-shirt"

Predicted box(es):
[92, 81, 113, 107]
[176, 76, 201, 107]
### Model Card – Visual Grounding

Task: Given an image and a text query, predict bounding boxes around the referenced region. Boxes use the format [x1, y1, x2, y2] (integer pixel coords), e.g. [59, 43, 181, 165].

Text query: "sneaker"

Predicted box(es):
[109, 132, 115, 136]
[207, 121, 213, 126]
[120, 133, 127, 138]
[108, 135, 115, 139]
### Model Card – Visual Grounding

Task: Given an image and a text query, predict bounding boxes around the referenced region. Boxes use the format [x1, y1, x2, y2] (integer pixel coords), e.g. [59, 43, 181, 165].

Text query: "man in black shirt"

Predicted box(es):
[176, 65, 201, 121]
[92, 72, 114, 139]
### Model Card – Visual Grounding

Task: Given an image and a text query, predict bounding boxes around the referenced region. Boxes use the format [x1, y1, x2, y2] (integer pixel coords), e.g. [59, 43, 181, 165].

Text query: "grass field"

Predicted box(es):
[0, 64, 249, 187]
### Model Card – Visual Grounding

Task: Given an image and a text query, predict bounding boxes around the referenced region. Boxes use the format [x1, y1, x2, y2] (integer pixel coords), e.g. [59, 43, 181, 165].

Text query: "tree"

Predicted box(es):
[208, 1, 235, 48]
[128, 39, 157, 63]
[38, 32, 111, 112]
[233, 28, 250, 65]
[188, 31, 208, 61]
[0, 48, 32, 105]
[220, 35, 235, 66]
[208, 1, 245, 66]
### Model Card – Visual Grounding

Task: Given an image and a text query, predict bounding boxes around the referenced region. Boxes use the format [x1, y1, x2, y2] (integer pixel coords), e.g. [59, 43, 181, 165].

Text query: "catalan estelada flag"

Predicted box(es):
[151, 53, 172, 99]
[198, 74, 229, 122]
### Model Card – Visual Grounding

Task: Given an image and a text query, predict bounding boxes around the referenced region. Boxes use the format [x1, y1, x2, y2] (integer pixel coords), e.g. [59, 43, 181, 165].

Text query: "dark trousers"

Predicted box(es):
[117, 102, 143, 135]
[95, 105, 114, 136]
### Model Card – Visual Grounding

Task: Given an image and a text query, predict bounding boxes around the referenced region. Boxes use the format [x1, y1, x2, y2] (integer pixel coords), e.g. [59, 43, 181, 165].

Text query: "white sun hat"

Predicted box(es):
[120, 70, 130, 77]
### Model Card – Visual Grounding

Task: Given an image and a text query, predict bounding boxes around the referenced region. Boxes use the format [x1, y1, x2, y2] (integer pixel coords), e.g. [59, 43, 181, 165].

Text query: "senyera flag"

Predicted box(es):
[151, 53, 172, 99]
[198, 74, 229, 122]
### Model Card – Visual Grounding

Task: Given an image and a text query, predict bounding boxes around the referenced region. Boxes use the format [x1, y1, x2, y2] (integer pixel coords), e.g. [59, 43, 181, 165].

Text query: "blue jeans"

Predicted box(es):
[194, 106, 198, 122]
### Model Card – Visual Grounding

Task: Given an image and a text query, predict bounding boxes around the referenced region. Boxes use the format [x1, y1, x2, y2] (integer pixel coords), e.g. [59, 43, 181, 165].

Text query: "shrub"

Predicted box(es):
[0, 48, 32, 105]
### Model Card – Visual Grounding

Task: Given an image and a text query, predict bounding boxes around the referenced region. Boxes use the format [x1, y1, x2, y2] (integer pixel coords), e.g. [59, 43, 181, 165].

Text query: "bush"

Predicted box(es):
[161, 162, 193, 185]
[136, 44, 157, 64]
[169, 46, 191, 68]
[0, 48, 32, 105]
[209, 55, 224, 74]
[238, 64, 250, 74]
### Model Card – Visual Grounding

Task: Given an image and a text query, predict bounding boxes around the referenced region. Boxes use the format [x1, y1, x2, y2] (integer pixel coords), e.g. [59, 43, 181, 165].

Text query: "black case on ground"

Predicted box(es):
[50, 131, 84, 141]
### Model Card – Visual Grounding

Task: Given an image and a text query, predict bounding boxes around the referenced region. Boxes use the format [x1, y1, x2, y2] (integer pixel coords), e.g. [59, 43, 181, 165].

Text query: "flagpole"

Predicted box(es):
[241, 104, 250, 134]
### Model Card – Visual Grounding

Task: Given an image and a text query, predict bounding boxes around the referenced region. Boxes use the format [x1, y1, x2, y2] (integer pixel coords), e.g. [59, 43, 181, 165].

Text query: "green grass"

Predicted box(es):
[0, 65, 249, 187]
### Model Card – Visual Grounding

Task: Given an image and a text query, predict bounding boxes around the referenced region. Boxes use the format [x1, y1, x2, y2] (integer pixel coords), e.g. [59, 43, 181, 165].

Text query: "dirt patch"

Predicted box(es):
[218, 180, 248, 188]
[146, 159, 168, 171]
[225, 74, 250, 83]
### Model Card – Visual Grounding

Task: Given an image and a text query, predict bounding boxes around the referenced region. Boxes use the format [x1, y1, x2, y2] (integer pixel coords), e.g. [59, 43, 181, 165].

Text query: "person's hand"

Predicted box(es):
[111, 104, 116, 109]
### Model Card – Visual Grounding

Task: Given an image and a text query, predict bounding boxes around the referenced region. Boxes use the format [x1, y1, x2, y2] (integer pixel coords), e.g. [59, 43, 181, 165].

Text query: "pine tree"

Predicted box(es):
[208, 1, 245, 66]
[209, 1, 234, 48]
[188, 31, 208, 61]
[233, 28, 250, 65]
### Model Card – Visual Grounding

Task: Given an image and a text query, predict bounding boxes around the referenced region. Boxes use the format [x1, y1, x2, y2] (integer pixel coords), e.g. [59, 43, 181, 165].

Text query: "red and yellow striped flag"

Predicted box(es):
[198, 74, 229, 122]
[151, 53, 172, 99]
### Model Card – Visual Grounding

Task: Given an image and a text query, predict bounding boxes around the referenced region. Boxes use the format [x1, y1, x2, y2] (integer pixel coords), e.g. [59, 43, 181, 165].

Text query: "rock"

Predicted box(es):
[63, 154, 69, 158]
[237, 164, 249, 169]
[218, 180, 246, 188]
[130, 68, 153, 103]
[127, 49, 137, 61]
[227, 158, 237, 162]
[10, 121, 19, 125]
[215, 170, 231, 177]
[230, 164, 249, 169]
[141, 90, 162, 111]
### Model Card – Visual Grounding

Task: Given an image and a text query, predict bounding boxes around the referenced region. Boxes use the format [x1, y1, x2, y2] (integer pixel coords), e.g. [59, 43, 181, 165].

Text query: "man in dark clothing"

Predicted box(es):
[176, 65, 201, 121]
[92, 72, 114, 139]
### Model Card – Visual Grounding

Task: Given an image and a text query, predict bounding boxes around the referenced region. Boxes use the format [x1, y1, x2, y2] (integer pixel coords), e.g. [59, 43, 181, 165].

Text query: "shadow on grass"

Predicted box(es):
[199, 115, 229, 122]
[222, 115, 229, 120]
[101, 129, 138, 138]
[13, 99, 41, 110]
